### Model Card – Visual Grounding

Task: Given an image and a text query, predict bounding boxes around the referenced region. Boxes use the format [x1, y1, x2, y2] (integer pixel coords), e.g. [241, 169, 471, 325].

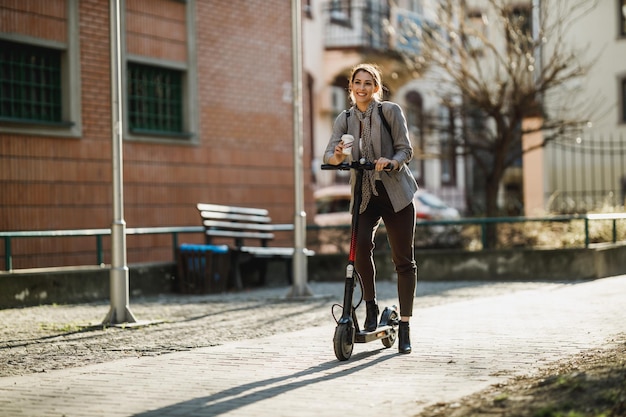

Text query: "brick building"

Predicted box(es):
[0, 0, 313, 269]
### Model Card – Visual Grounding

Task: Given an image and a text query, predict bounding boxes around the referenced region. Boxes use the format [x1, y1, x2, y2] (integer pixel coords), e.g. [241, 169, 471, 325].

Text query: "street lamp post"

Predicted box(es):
[103, 0, 137, 325]
[288, 0, 313, 298]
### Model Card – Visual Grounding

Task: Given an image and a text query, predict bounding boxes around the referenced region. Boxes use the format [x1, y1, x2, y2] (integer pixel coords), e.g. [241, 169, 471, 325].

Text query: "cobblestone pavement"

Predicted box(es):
[1, 277, 625, 417]
[1, 280, 563, 378]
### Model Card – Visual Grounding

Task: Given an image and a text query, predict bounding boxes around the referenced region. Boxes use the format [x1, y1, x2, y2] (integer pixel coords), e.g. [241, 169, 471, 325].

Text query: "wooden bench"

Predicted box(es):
[197, 203, 314, 289]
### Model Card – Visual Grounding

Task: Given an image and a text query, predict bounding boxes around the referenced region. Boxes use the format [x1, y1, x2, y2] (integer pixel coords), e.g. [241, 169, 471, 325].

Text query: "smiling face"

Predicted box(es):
[350, 69, 380, 111]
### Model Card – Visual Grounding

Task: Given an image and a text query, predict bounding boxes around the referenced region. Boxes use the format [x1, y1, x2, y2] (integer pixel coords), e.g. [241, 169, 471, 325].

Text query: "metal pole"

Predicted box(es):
[103, 0, 137, 325]
[288, 0, 312, 298]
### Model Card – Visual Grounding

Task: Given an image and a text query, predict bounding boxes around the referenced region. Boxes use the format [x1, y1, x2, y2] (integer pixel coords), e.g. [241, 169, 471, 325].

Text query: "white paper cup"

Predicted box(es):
[341, 134, 354, 155]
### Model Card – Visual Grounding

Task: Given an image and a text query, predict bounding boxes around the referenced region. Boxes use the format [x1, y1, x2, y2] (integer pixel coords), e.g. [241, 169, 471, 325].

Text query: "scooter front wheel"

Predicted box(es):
[333, 322, 354, 361]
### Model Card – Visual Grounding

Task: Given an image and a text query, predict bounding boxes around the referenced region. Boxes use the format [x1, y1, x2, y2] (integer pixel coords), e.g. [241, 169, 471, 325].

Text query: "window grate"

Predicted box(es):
[0, 40, 62, 123]
[128, 63, 183, 134]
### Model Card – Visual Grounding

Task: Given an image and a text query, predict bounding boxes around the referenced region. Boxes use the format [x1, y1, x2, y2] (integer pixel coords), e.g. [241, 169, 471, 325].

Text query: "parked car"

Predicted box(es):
[413, 190, 461, 222]
[313, 185, 353, 253]
[313, 184, 461, 247]
[413, 190, 462, 247]
[314, 186, 460, 225]
[313, 185, 352, 227]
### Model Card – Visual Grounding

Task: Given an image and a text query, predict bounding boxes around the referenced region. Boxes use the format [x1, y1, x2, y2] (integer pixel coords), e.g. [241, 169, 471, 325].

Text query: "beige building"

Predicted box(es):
[523, 0, 626, 214]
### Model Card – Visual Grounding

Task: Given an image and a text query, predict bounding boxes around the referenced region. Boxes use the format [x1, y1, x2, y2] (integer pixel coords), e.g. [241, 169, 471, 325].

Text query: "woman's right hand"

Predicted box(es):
[329, 144, 347, 165]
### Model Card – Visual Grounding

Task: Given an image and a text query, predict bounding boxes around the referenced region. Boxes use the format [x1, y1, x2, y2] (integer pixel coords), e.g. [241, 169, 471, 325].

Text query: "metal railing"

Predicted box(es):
[1, 213, 625, 272]
[414, 213, 626, 249]
[0, 226, 203, 272]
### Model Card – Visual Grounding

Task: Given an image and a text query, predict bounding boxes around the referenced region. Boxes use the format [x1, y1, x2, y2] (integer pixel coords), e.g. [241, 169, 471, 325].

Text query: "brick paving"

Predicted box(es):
[0, 276, 625, 417]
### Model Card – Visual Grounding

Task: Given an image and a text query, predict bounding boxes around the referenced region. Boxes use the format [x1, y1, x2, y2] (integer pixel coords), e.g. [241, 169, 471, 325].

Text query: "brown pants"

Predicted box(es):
[355, 181, 417, 317]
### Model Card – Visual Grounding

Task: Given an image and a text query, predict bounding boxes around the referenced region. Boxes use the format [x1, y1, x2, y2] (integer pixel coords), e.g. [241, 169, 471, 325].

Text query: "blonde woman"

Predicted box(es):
[324, 63, 418, 354]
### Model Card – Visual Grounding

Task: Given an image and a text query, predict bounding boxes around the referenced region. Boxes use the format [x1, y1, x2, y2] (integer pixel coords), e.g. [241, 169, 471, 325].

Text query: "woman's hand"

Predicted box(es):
[374, 158, 398, 171]
[329, 144, 347, 165]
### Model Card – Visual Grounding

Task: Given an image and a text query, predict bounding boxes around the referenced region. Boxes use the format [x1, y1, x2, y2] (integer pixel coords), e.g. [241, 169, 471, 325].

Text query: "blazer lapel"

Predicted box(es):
[371, 106, 382, 158]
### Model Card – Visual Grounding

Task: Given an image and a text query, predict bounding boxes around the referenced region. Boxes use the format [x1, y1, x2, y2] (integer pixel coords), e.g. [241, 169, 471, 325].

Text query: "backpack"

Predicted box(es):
[345, 102, 392, 136]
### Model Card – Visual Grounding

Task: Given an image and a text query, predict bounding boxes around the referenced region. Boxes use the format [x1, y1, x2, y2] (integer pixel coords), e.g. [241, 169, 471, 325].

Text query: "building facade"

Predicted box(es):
[0, 0, 313, 269]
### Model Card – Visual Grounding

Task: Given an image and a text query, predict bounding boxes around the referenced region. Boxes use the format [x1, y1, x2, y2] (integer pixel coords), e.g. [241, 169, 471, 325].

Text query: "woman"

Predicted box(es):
[324, 63, 419, 354]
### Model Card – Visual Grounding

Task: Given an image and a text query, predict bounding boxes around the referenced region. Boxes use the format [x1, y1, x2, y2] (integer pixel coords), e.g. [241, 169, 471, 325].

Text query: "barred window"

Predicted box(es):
[0, 40, 62, 124]
[621, 0, 626, 37]
[128, 63, 183, 135]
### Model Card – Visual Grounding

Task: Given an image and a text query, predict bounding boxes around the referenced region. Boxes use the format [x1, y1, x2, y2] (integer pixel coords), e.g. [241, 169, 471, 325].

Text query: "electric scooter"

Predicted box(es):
[321, 159, 399, 361]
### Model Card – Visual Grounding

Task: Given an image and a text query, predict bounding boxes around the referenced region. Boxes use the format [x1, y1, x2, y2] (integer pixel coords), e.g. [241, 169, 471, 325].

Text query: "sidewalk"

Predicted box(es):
[1, 276, 625, 417]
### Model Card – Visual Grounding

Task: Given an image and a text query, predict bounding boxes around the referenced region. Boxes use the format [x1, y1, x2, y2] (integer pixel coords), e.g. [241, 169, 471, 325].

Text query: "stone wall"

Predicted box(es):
[1, 245, 625, 309]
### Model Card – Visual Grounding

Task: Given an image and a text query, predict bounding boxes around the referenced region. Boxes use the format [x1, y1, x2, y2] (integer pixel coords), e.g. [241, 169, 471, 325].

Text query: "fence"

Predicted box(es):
[2, 214, 625, 272]
[546, 134, 626, 213]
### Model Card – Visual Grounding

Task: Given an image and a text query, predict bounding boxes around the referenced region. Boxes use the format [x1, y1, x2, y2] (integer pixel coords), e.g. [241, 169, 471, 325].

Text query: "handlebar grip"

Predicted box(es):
[321, 163, 351, 171]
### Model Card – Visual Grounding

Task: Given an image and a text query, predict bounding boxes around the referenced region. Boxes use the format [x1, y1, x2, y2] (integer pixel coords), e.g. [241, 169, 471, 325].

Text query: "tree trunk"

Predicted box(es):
[483, 174, 501, 249]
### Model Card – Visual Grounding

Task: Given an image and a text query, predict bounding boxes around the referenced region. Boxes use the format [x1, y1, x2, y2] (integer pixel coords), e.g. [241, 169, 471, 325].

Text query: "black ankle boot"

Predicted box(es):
[364, 300, 379, 332]
[398, 321, 411, 354]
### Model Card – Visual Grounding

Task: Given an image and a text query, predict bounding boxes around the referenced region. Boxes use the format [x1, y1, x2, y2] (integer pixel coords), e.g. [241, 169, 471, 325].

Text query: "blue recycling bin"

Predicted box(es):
[176, 244, 230, 294]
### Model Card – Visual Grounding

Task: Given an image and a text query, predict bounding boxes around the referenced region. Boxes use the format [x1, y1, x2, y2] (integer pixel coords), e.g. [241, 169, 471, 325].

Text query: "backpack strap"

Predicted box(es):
[378, 103, 392, 136]
[346, 104, 391, 135]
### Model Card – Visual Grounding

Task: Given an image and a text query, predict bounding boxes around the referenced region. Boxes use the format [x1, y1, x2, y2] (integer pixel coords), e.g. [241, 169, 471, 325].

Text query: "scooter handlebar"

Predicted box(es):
[321, 160, 392, 171]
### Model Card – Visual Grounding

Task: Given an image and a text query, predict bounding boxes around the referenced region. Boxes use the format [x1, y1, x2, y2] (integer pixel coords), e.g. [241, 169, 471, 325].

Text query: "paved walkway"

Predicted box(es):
[1, 275, 625, 417]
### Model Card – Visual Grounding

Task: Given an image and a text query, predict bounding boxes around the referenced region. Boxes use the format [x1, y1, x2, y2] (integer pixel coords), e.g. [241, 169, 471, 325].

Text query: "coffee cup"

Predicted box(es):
[341, 134, 354, 155]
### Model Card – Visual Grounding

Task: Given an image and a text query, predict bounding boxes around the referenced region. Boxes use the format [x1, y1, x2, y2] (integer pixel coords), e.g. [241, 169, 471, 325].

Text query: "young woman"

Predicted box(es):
[324, 63, 419, 354]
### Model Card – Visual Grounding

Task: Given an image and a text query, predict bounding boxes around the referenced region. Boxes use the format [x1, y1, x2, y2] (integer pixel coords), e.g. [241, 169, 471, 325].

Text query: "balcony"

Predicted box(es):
[323, 1, 423, 56]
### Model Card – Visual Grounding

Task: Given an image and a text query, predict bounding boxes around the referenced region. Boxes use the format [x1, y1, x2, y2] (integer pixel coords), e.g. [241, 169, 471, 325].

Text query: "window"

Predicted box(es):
[439, 105, 457, 186]
[505, 5, 532, 51]
[405, 91, 425, 183]
[0, 0, 81, 137]
[123, 0, 197, 142]
[466, 10, 487, 56]
[621, 0, 626, 37]
[128, 63, 183, 135]
[621, 77, 626, 124]
[304, 0, 312, 18]
[407, 0, 423, 14]
[329, 0, 351, 25]
[0, 40, 62, 124]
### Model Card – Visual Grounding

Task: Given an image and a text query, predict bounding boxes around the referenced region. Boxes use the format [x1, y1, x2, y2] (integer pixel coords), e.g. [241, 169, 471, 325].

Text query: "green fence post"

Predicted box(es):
[481, 222, 487, 249]
[172, 232, 179, 262]
[584, 218, 590, 248]
[96, 235, 103, 265]
[612, 219, 617, 244]
[4, 237, 11, 271]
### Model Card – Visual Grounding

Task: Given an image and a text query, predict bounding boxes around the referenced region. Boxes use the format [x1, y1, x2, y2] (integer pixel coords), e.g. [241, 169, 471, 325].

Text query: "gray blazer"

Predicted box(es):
[324, 101, 419, 213]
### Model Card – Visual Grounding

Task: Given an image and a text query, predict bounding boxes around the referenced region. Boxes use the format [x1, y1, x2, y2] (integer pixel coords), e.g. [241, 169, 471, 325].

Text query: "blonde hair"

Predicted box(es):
[348, 63, 384, 104]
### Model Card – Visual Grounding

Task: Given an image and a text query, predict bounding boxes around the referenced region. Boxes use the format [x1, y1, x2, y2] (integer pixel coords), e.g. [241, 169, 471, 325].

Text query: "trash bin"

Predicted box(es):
[176, 244, 230, 294]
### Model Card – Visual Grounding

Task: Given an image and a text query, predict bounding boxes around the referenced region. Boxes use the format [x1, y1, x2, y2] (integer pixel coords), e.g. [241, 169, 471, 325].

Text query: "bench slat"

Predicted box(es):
[197, 203, 268, 217]
[200, 210, 271, 224]
[203, 220, 278, 232]
[196, 203, 314, 290]
[240, 246, 315, 257]
[205, 230, 275, 240]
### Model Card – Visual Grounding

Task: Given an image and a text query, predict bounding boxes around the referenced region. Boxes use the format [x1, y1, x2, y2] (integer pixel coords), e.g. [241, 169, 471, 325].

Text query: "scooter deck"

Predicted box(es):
[355, 324, 395, 343]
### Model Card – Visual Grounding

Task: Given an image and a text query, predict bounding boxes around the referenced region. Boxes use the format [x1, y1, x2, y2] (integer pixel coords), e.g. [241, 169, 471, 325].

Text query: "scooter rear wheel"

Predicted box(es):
[333, 323, 354, 361]
[380, 306, 399, 348]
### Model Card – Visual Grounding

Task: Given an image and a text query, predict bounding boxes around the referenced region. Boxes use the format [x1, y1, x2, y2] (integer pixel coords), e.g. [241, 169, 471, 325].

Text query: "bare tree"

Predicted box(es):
[397, 0, 600, 246]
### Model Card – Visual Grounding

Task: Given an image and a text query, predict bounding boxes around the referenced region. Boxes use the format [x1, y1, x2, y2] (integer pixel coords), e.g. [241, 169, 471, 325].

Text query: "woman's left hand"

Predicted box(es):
[374, 158, 398, 171]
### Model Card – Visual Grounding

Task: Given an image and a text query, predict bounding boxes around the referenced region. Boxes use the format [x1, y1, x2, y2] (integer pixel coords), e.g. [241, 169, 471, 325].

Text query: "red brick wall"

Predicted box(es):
[0, 0, 67, 42]
[126, 0, 187, 61]
[0, 0, 314, 269]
